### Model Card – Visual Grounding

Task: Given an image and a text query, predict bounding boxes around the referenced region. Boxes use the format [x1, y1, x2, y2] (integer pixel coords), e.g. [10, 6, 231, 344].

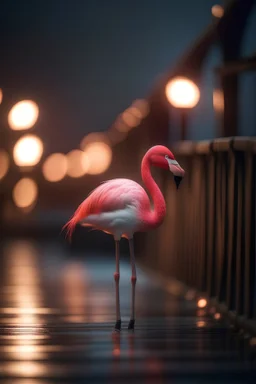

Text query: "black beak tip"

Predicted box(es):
[174, 175, 182, 190]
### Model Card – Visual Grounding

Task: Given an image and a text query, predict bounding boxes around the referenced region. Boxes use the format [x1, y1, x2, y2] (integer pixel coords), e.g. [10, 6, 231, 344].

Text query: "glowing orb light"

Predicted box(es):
[13, 135, 43, 167]
[13, 178, 38, 209]
[67, 150, 89, 178]
[212, 5, 224, 18]
[8, 100, 39, 130]
[80, 132, 109, 151]
[197, 298, 207, 309]
[165, 77, 200, 108]
[42, 153, 68, 182]
[85, 142, 112, 175]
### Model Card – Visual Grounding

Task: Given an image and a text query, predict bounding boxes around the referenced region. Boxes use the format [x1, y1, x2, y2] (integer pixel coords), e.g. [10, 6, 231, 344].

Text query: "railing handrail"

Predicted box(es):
[173, 137, 256, 155]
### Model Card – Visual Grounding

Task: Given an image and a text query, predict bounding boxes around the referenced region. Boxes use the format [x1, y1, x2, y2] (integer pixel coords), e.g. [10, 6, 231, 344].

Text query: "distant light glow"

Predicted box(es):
[196, 320, 206, 328]
[13, 178, 38, 209]
[8, 100, 39, 130]
[121, 108, 141, 128]
[114, 117, 131, 133]
[213, 89, 224, 112]
[165, 77, 200, 108]
[42, 153, 68, 182]
[197, 298, 207, 308]
[80, 132, 109, 151]
[0, 89, 3, 104]
[67, 150, 89, 178]
[85, 142, 112, 175]
[132, 99, 150, 118]
[212, 5, 224, 18]
[214, 313, 221, 320]
[0, 150, 10, 180]
[13, 135, 43, 167]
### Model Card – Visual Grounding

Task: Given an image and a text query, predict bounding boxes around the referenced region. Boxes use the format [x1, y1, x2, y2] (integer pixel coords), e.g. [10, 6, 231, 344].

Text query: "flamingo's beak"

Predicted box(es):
[173, 175, 182, 189]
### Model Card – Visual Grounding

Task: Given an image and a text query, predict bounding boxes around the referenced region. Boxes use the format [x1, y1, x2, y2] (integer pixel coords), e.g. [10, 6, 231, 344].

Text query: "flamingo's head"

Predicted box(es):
[150, 145, 185, 189]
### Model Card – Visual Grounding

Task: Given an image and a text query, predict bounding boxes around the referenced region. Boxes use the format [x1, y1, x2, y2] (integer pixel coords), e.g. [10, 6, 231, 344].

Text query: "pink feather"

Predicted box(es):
[63, 178, 150, 240]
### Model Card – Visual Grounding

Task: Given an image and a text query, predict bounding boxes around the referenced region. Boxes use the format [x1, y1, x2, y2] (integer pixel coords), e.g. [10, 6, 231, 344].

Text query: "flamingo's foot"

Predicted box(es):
[114, 320, 121, 332]
[128, 319, 135, 331]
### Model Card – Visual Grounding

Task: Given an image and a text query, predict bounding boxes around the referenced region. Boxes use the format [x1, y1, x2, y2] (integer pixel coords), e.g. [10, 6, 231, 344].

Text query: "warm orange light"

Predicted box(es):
[67, 149, 89, 178]
[132, 99, 150, 118]
[114, 116, 130, 133]
[165, 77, 200, 108]
[213, 89, 224, 112]
[197, 298, 207, 308]
[13, 178, 38, 209]
[214, 313, 221, 320]
[42, 153, 68, 182]
[80, 132, 110, 151]
[0, 89, 3, 104]
[212, 5, 224, 18]
[85, 142, 112, 175]
[0, 150, 10, 180]
[121, 108, 141, 128]
[8, 100, 39, 130]
[196, 320, 206, 328]
[13, 135, 43, 166]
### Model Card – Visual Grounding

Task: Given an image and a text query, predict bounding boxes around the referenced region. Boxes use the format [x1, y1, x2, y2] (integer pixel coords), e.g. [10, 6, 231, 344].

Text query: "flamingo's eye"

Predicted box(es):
[165, 155, 169, 159]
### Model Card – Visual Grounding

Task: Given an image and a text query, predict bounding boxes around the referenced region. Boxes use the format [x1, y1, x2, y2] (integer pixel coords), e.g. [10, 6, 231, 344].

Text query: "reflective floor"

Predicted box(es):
[0, 239, 255, 383]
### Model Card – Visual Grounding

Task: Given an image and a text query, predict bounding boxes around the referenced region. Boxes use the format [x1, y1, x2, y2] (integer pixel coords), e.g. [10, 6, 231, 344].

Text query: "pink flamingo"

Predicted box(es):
[64, 145, 185, 331]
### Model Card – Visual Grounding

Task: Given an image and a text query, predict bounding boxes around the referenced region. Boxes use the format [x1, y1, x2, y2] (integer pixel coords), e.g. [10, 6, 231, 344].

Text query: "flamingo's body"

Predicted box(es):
[64, 145, 185, 331]
[65, 178, 151, 240]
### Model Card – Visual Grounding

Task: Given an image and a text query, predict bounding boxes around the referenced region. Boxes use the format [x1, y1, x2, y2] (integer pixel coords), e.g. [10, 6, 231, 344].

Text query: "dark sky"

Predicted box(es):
[0, 0, 255, 153]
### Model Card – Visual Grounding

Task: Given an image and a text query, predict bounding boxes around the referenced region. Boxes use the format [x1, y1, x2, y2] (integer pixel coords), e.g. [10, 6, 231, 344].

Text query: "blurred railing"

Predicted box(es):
[141, 137, 256, 325]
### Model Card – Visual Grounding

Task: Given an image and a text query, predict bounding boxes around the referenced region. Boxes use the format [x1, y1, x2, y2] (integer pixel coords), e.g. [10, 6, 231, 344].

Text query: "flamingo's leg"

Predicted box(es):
[128, 238, 137, 331]
[114, 240, 121, 331]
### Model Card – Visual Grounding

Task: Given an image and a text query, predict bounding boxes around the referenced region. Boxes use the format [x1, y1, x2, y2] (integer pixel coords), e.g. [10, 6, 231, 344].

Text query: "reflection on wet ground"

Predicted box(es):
[0, 239, 255, 383]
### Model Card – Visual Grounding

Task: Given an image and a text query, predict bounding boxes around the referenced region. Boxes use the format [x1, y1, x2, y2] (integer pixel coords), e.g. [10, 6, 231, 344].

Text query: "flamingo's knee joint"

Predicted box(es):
[131, 276, 137, 284]
[114, 272, 120, 282]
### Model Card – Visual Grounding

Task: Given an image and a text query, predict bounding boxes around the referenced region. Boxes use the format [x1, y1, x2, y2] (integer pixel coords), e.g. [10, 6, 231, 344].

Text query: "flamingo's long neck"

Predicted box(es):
[141, 154, 166, 229]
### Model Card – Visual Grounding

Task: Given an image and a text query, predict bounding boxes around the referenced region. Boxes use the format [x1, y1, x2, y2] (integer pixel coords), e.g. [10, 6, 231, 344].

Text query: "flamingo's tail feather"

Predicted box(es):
[62, 199, 90, 241]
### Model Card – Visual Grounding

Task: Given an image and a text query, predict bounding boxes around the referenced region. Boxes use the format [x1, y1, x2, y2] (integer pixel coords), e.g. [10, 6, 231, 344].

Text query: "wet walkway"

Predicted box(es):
[0, 239, 255, 383]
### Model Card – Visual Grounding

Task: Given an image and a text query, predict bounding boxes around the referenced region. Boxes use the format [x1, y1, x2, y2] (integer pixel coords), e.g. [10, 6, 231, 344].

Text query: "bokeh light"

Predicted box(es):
[114, 116, 131, 133]
[213, 89, 224, 112]
[165, 77, 200, 108]
[197, 298, 207, 308]
[67, 150, 89, 178]
[0, 89, 3, 104]
[85, 142, 112, 175]
[0, 150, 10, 180]
[8, 100, 39, 130]
[196, 320, 206, 328]
[13, 135, 43, 167]
[212, 5, 224, 18]
[121, 108, 141, 129]
[42, 153, 68, 182]
[80, 132, 110, 151]
[214, 313, 221, 320]
[132, 99, 150, 118]
[13, 178, 38, 209]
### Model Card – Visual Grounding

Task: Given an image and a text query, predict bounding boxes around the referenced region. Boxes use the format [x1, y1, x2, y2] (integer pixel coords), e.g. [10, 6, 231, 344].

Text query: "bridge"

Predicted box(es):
[0, 0, 256, 382]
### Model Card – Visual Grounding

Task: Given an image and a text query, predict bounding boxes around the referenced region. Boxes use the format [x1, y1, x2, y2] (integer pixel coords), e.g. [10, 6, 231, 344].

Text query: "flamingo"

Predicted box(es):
[64, 145, 185, 331]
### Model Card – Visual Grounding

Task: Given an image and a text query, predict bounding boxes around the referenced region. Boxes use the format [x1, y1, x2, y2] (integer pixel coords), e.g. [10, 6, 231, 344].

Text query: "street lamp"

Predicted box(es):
[165, 76, 200, 140]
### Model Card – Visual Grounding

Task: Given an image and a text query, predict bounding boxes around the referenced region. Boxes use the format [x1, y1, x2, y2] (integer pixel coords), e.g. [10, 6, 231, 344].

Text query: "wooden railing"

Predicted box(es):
[140, 137, 256, 328]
